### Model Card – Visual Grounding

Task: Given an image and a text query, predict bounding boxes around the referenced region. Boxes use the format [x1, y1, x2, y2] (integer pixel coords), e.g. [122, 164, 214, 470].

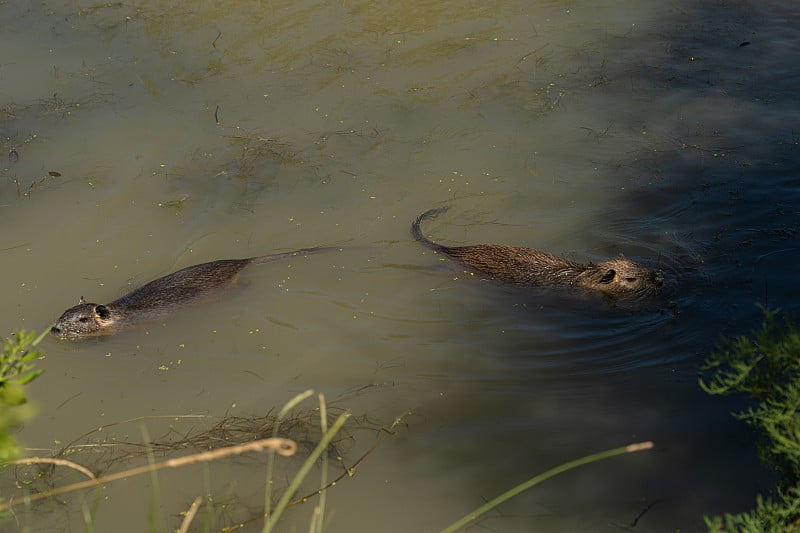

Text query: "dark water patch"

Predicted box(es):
[395, 1, 800, 530]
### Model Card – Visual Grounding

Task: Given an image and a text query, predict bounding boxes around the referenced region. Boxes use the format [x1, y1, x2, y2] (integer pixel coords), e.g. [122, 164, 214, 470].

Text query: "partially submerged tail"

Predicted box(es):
[251, 246, 338, 264]
[411, 207, 450, 251]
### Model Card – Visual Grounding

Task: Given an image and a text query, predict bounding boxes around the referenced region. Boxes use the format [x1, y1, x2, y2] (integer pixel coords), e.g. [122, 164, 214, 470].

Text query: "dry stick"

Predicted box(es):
[0, 437, 296, 512]
[286, 417, 404, 510]
[222, 417, 401, 532]
[264, 412, 351, 532]
[10, 457, 96, 480]
[288, 440, 377, 508]
[221, 442, 381, 533]
[629, 499, 660, 527]
[179, 496, 203, 533]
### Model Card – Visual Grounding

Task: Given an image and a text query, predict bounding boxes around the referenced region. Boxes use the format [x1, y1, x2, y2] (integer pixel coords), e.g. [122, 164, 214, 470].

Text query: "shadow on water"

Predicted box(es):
[2, 1, 799, 531]
[393, 2, 799, 531]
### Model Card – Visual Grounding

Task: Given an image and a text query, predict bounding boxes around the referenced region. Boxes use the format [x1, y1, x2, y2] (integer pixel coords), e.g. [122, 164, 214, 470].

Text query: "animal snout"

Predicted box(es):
[50, 326, 62, 336]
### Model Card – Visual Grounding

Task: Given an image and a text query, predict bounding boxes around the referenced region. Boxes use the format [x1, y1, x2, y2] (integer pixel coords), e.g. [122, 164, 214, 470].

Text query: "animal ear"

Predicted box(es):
[79, 296, 86, 304]
[599, 269, 616, 284]
[95, 305, 111, 319]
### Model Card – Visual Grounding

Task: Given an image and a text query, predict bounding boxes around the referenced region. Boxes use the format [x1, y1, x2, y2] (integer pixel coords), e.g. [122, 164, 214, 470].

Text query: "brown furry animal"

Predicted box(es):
[412, 207, 661, 297]
[51, 247, 329, 339]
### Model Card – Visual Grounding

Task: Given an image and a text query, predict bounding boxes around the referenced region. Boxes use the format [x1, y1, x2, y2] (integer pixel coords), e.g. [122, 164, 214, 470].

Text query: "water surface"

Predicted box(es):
[1, 0, 798, 531]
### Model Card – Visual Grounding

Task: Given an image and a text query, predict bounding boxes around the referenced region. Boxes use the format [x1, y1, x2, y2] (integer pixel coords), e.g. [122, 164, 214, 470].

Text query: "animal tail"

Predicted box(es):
[411, 206, 450, 251]
[251, 246, 338, 264]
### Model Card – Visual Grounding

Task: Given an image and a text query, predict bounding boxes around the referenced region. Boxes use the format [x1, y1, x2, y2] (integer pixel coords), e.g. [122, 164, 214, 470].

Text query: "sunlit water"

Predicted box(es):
[1, 0, 798, 531]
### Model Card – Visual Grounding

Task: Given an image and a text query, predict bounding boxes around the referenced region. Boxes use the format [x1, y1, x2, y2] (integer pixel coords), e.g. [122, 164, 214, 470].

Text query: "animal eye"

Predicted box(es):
[625, 277, 637, 283]
[78, 317, 89, 323]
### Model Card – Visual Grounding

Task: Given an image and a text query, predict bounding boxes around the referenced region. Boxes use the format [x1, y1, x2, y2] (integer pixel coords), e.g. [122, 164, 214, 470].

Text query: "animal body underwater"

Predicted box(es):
[51, 247, 327, 339]
[52, 208, 661, 339]
[411, 207, 662, 297]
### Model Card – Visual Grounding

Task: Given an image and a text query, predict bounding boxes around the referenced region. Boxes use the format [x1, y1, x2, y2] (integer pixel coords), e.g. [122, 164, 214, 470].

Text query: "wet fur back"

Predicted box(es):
[411, 207, 661, 297]
[51, 247, 329, 339]
[112, 259, 253, 313]
[111, 248, 328, 316]
[441, 244, 587, 286]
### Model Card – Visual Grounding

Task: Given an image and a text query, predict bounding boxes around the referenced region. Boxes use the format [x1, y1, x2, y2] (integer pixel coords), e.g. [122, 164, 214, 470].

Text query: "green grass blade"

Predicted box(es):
[314, 393, 328, 533]
[264, 389, 314, 518]
[438, 441, 654, 533]
[263, 411, 350, 532]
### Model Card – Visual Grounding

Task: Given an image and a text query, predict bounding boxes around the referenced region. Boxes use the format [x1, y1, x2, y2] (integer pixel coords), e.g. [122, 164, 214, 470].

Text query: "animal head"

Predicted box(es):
[50, 297, 115, 339]
[579, 256, 663, 296]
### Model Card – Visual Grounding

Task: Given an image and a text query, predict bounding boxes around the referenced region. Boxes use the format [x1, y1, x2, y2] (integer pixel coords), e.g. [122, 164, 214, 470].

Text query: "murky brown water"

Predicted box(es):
[2, 0, 799, 531]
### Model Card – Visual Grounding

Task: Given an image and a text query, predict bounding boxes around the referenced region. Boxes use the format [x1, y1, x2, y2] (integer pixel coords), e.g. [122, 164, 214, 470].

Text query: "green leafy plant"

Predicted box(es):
[0, 329, 46, 461]
[700, 308, 800, 530]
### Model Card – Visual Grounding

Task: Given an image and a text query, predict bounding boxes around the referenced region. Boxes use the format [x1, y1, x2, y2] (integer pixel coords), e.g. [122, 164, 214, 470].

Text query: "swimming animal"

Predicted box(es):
[51, 247, 328, 339]
[411, 207, 661, 297]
